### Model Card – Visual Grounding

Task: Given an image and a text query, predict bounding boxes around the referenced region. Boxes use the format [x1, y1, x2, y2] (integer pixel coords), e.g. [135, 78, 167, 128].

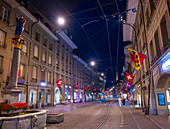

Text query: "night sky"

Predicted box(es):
[29, 0, 129, 88]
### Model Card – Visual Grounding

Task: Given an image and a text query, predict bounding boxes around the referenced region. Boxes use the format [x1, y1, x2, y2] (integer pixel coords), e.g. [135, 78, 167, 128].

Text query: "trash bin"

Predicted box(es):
[38, 100, 42, 109]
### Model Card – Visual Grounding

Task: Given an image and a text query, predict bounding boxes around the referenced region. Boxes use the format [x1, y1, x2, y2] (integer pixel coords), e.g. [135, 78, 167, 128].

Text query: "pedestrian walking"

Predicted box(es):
[123, 96, 125, 106]
[119, 96, 122, 107]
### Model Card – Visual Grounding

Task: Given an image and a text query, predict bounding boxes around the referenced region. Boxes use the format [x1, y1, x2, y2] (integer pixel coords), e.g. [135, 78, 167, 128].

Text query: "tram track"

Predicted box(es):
[80, 101, 113, 129]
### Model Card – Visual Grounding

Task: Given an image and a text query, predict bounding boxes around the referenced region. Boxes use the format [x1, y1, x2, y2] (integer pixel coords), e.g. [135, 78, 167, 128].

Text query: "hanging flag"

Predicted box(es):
[128, 48, 146, 70]
[86, 85, 90, 91]
[125, 81, 131, 89]
[74, 83, 79, 89]
[102, 89, 104, 93]
[18, 65, 23, 76]
[56, 78, 62, 87]
[93, 87, 96, 92]
[125, 73, 134, 83]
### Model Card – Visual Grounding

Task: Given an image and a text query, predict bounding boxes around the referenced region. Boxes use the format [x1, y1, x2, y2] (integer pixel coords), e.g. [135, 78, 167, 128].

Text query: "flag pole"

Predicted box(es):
[125, 47, 154, 58]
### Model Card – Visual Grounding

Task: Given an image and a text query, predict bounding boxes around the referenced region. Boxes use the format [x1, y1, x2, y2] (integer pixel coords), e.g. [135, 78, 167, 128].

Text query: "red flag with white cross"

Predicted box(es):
[93, 87, 96, 92]
[74, 83, 79, 89]
[125, 73, 134, 83]
[56, 78, 62, 87]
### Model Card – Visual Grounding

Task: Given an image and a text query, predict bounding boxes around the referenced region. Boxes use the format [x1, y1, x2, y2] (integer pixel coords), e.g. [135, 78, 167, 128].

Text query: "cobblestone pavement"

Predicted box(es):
[43, 102, 165, 129]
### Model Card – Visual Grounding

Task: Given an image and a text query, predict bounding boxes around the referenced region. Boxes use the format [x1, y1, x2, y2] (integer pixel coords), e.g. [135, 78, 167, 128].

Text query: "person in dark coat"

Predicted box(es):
[122, 96, 125, 105]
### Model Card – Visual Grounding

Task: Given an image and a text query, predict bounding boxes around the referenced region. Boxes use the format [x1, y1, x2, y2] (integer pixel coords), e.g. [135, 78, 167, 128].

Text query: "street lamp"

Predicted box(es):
[57, 17, 65, 26]
[101, 73, 104, 76]
[90, 61, 95, 66]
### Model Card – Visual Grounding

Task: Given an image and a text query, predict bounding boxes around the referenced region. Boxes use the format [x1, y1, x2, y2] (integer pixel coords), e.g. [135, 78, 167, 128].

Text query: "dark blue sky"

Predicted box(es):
[29, 0, 128, 88]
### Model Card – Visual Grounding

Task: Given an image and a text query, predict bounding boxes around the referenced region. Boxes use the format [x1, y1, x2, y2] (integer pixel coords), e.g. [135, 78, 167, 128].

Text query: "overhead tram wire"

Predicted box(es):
[68, 0, 124, 16]
[115, 0, 120, 76]
[97, 0, 114, 80]
[56, 0, 105, 68]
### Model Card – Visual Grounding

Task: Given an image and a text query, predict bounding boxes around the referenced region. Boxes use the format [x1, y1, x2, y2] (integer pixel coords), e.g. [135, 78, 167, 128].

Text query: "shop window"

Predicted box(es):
[1, 7, 8, 22]
[35, 32, 40, 42]
[34, 45, 39, 59]
[0, 30, 6, 47]
[32, 66, 37, 79]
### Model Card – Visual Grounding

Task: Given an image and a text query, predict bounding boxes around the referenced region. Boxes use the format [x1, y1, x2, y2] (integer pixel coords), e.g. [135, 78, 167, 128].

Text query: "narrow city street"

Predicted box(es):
[44, 101, 160, 129]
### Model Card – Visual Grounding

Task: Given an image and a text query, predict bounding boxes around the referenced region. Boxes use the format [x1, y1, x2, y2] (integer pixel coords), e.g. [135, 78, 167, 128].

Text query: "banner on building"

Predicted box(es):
[86, 85, 90, 91]
[93, 87, 96, 92]
[125, 73, 134, 83]
[74, 83, 79, 89]
[56, 78, 62, 87]
[128, 48, 146, 70]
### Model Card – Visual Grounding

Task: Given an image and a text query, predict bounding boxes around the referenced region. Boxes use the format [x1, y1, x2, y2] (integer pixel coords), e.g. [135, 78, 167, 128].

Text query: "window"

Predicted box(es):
[56, 58, 58, 67]
[35, 32, 40, 42]
[43, 37, 47, 47]
[41, 69, 45, 81]
[150, 40, 154, 57]
[154, 30, 161, 55]
[0, 30, 5, 46]
[0, 56, 3, 68]
[1, 7, 8, 22]
[49, 54, 52, 65]
[34, 45, 39, 58]
[160, 16, 169, 47]
[32, 66, 37, 79]
[22, 43, 27, 54]
[48, 72, 51, 83]
[49, 43, 53, 51]
[24, 23, 30, 34]
[149, 0, 156, 14]
[19, 64, 24, 77]
[42, 51, 46, 62]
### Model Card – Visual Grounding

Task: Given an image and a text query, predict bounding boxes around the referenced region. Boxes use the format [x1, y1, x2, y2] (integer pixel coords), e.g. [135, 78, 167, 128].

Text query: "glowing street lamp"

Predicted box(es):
[90, 61, 95, 66]
[101, 73, 104, 76]
[57, 17, 65, 26]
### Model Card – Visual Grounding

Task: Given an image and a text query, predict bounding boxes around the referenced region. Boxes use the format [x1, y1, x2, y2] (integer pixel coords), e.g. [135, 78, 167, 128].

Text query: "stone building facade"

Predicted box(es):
[0, 0, 104, 107]
[123, 0, 170, 115]
[0, 0, 76, 107]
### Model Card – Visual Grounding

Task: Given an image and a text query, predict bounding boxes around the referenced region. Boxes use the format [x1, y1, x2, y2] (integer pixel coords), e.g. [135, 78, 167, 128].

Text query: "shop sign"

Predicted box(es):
[162, 58, 170, 72]
[142, 86, 146, 91]
[157, 93, 165, 106]
[18, 80, 25, 84]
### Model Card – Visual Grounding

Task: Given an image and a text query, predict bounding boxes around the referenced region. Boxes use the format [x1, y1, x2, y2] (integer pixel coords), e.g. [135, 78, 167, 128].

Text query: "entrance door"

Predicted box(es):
[166, 89, 170, 111]
[55, 88, 60, 104]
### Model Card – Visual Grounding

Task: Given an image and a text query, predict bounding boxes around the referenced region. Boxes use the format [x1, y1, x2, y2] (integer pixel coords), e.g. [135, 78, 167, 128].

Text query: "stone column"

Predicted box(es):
[3, 48, 22, 103]
[61, 76, 65, 104]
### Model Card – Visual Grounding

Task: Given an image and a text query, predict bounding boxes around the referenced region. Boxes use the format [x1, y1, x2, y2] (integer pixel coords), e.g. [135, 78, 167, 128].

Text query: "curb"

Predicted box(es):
[145, 115, 164, 129]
